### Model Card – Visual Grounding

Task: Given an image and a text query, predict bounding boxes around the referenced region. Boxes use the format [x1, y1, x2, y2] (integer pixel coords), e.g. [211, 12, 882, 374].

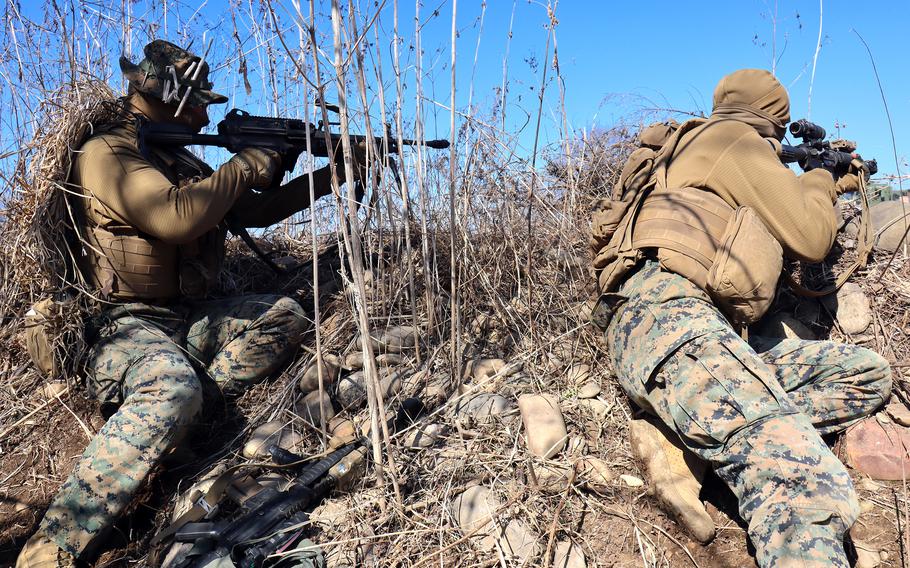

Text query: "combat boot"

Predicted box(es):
[629, 415, 716, 544]
[15, 532, 76, 568]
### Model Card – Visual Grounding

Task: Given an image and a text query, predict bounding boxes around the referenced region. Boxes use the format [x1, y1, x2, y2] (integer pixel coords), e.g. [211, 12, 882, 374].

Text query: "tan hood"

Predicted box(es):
[711, 69, 790, 140]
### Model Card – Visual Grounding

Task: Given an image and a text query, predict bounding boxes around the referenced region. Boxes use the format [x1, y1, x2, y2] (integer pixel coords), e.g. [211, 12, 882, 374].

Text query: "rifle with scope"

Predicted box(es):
[139, 107, 450, 184]
[780, 119, 877, 178]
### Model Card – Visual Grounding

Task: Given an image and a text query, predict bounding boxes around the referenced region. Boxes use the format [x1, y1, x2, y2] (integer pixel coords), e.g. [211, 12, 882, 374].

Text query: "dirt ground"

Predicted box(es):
[2, 369, 907, 568]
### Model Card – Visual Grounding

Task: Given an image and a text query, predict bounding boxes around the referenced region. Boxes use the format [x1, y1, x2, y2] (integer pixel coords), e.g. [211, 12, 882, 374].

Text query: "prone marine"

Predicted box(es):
[590, 68, 891, 567]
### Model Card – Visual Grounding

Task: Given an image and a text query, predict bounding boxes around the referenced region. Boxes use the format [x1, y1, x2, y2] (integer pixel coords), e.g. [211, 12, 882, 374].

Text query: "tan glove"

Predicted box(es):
[835, 173, 861, 196]
[232, 147, 282, 188]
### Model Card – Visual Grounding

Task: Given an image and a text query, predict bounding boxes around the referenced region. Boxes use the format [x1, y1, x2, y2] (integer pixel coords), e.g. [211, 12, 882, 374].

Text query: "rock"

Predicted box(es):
[336, 370, 368, 408]
[342, 351, 363, 370]
[831, 282, 872, 334]
[885, 399, 910, 427]
[519, 394, 568, 459]
[366, 325, 419, 353]
[566, 364, 590, 384]
[578, 399, 610, 421]
[758, 312, 816, 340]
[455, 392, 512, 422]
[451, 485, 539, 563]
[243, 421, 304, 459]
[335, 369, 403, 409]
[295, 390, 336, 426]
[620, 474, 643, 488]
[844, 416, 910, 480]
[403, 423, 444, 448]
[328, 417, 357, 447]
[376, 353, 403, 367]
[463, 358, 506, 381]
[576, 381, 600, 399]
[298, 354, 341, 393]
[580, 457, 614, 494]
[553, 541, 586, 568]
[42, 382, 67, 399]
[534, 462, 572, 494]
[853, 539, 882, 568]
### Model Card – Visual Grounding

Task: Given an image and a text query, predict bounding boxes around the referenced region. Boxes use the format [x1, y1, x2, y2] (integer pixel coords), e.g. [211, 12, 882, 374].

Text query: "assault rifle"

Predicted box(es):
[157, 398, 424, 568]
[140, 107, 450, 184]
[780, 119, 877, 178]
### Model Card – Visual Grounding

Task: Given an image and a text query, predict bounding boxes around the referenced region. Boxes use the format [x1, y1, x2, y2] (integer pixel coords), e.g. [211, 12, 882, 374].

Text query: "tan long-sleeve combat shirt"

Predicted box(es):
[665, 117, 838, 263]
[71, 118, 332, 300]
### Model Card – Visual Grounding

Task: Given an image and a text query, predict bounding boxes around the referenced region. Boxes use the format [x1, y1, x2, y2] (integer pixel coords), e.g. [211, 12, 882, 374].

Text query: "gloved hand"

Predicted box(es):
[835, 173, 861, 196]
[232, 147, 282, 189]
[835, 158, 871, 196]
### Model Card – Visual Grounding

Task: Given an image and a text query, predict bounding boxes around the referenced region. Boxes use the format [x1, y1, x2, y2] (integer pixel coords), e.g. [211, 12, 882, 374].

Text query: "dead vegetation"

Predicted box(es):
[1, 2, 909, 568]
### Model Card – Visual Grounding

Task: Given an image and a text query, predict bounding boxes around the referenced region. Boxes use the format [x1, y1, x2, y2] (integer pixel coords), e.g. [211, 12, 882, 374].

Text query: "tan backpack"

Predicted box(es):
[591, 119, 783, 329]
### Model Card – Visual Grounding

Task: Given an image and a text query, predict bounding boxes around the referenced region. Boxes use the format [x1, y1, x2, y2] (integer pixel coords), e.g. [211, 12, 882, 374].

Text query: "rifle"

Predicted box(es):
[780, 119, 877, 178]
[157, 398, 424, 568]
[139, 107, 450, 183]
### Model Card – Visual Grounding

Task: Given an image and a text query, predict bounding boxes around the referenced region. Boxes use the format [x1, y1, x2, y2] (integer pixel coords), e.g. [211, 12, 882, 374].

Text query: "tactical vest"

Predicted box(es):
[592, 119, 783, 328]
[78, 126, 226, 301]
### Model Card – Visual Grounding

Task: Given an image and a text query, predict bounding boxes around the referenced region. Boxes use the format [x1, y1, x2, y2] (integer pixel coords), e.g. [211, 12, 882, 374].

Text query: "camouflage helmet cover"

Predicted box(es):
[119, 39, 228, 107]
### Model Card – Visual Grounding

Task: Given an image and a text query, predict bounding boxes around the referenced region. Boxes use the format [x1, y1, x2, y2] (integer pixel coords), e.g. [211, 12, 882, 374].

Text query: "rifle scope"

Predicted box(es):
[789, 119, 826, 141]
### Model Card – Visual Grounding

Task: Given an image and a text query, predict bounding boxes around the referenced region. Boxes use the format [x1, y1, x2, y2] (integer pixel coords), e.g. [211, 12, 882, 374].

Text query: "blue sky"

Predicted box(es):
[402, 0, 909, 181]
[7, 0, 908, 185]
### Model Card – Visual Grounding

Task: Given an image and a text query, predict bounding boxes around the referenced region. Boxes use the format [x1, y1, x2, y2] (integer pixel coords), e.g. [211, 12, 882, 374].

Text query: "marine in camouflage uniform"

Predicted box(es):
[595, 69, 891, 567]
[18, 40, 348, 567]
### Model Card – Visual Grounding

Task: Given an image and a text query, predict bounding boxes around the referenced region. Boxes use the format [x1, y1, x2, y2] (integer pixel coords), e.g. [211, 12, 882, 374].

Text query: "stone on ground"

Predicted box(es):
[451, 485, 540, 564]
[578, 398, 610, 421]
[553, 541, 586, 568]
[565, 363, 590, 384]
[829, 282, 873, 334]
[455, 392, 513, 422]
[844, 416, 910, 480]
[464, 358, 507, 381]
[576, 381, 600, 399]
[885, 399, 910, 427]
[519, 394, 568, 459]
[403, 423, 444, 448]
[846, 200, 910, 253]
[298, 354, 341, 393]
[579, 457, 614, 494]
[295, 390, 336, 426]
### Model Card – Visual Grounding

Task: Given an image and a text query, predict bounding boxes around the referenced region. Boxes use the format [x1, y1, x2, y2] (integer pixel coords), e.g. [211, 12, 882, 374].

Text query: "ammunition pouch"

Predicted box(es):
[630, 188, 783, 327]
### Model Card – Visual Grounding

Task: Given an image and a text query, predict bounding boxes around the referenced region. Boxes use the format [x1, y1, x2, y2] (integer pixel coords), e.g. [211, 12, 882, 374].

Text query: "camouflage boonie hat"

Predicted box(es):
[119, 39, 228, 107]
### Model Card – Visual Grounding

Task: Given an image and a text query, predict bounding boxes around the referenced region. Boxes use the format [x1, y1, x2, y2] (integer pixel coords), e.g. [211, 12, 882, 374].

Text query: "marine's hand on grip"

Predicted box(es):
[231, 147, 282, 189]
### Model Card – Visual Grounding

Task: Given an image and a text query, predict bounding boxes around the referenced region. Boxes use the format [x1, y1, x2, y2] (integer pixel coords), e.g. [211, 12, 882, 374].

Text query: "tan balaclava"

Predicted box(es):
[710, 69, 790, 140]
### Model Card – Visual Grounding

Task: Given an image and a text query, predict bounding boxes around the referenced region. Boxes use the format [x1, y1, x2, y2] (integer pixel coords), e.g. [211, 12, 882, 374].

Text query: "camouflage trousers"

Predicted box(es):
[605, 261, 892, 568]
[40, 295, 308, 557]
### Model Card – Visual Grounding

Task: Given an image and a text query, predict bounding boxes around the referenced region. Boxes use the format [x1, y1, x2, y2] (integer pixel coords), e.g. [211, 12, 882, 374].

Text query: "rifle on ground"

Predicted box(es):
[139, 107, 450, 183]
[780, 119, 877, 178]
[156, 398, 424, 568]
